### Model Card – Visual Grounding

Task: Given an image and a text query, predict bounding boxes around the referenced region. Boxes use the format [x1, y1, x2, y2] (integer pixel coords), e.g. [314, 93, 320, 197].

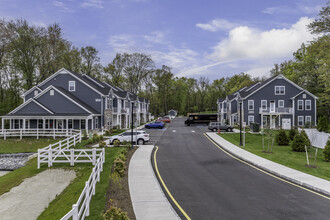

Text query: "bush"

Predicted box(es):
[103, 207, 129, 220]
[291, 132, 309, 152]
[300, 130, 311, 147]
[113, 158, 126, 177]
[87, 139, 93, 145]
[105, 130, 110, 136]
[276, 129, 289, 145]
[289, 127, 298, 140]
[99, 135, 104, 140]
[113, 140, 121, 148]
[82, 130, 88, 140]
[118, 152, 126, 162]
[317, 115, 328, 132]
[323, 140, 330, 162]
[99, 141, 106, 148]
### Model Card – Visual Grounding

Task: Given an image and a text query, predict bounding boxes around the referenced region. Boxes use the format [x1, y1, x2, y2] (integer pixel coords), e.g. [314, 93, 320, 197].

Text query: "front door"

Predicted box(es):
[282, 118, 291, 130]
[270, 101, 275, 113]
[57, 120, 63, 130]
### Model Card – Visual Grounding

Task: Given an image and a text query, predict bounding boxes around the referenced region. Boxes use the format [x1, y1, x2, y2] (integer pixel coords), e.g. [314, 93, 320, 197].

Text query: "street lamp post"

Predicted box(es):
[239, 97, 242, 146]
[131, 102, 134, 149]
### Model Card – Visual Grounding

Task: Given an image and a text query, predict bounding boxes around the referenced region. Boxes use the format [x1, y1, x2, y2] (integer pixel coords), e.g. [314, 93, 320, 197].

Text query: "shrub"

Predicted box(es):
[289, 127, 298, 140]
[113, 140, 121, 148]
[276, 129, 289, 145]
[103, 207, 129, 220]
[317, 115, 328, 132]
[323, 140, 330, 162]
[291, 133, 309, 152]
[99, 141, 106, 148]
[87, 139, 93, 145]
[113, 158, 125, 177]
[82, 130, 88, 140]
[104, 130, 110, 136]
[99, 135, 104, 140]
[300, 130, 311, 147]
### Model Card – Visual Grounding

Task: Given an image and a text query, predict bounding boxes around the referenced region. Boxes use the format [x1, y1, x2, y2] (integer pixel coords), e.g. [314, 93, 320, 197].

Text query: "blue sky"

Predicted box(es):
[0, 0, 326, 80]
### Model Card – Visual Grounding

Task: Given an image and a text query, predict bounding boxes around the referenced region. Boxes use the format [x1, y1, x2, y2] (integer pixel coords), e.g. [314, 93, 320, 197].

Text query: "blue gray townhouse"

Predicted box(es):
[1, 68, 150, 133]
[217, 74, 318, 129]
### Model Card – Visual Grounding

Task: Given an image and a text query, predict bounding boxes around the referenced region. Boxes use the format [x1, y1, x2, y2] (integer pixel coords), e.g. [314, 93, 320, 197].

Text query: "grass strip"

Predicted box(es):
[0, 138, 61, 154]
[219, 132, 330, 181]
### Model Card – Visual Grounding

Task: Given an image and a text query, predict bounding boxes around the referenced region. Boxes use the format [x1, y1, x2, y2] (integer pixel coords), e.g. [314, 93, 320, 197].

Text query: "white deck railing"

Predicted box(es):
[0, 129, 80, 140]
[259, 107, 292, 114]
[60, 148, 105, 220]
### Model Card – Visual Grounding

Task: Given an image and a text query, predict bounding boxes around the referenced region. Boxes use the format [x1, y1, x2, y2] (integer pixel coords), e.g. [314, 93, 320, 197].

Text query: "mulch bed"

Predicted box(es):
[105, 146, 138, 220]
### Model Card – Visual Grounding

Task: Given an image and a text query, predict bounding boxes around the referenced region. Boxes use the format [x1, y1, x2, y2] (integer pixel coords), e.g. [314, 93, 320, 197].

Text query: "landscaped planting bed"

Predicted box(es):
[219, 132, 330, 181]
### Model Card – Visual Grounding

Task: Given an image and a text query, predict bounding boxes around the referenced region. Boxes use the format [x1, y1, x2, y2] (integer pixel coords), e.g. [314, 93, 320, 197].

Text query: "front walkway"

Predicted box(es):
[128, 145, 180, 220]
[206, 132, 330, 197]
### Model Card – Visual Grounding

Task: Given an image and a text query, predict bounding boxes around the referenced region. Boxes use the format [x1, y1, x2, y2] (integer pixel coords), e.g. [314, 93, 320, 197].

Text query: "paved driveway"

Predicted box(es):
[155, 117, 330, 219]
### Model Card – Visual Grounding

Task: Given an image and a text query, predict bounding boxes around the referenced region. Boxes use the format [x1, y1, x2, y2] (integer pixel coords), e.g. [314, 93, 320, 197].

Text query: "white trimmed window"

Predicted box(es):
[95, 117, 98, 128]
[305, 116, 311, 126]
[261, 100, 267, 110]
[34, 90, 38, 96]
[298, 100, 304, 110]
[278, 100, 284, 108]
[81, 120, 86, 129]
[298, 116, 304, 126]
[45, 119, 49, 129]
[305, 100, 311, 110]
[248, 116, 254, 125]
[50, 89, 54, 96]
[69, 81, 75, 91]
[248, 100, 254, 110]
[275, 86, 285, 95]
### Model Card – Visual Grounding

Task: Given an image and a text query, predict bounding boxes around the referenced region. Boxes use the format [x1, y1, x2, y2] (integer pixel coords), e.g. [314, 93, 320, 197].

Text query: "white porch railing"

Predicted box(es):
[61, 148, 105, 220]
[259, 107, 292, 114]
[0, 129, 80, 140]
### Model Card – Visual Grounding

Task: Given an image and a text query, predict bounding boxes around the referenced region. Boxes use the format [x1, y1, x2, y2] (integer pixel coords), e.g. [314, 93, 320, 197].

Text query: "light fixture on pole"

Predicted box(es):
[131, 101, 134, 149]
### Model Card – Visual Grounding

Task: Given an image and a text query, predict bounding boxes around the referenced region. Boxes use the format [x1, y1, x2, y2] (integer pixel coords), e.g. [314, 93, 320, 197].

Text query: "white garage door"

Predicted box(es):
[282, 118, 291, 130]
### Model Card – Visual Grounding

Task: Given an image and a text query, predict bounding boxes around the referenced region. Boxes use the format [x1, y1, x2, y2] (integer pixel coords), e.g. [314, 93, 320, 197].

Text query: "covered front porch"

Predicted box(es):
[1, 114, 101, 134]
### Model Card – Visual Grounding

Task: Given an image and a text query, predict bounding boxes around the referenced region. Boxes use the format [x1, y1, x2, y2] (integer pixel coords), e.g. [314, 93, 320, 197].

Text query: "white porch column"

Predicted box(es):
[261, 114, 263, 129]
[92, 117, 94, 130]
[43, 118, 45, 130]
[10, 119, 12, 129]
[119, 115, 121, 129]
[23, 119, 26, 130]
[1, 118, 4, 131]
[86, 119, 88, 134]
[66, 119, 69, 136]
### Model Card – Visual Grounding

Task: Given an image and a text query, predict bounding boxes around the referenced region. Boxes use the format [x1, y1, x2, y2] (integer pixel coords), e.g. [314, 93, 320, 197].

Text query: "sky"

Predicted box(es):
[0, 0, 326, 80]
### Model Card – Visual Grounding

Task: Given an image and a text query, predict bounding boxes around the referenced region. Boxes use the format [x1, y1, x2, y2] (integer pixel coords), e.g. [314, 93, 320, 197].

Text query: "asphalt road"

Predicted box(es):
[155, 117, 330, 219]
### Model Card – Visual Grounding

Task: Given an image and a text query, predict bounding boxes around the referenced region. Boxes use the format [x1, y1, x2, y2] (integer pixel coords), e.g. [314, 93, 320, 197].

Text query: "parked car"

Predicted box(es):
[157, 117, 171, 123]
[145, 121, 165, 129]
[109, 130, 150, 145]
[208, 122, 233, 132]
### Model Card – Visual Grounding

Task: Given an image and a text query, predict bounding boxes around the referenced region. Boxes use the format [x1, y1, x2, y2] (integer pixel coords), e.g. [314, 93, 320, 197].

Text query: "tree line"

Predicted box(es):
[0, 2, 328, 120]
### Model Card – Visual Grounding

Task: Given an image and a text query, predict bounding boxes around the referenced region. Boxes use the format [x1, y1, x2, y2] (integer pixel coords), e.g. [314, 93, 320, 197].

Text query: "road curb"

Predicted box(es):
[205, 132, 330, 198]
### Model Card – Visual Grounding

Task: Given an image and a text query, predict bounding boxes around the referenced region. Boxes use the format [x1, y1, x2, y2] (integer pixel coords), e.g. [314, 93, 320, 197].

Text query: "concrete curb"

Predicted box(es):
[206, 132, 330, 197]
[129, 145, 180, 220]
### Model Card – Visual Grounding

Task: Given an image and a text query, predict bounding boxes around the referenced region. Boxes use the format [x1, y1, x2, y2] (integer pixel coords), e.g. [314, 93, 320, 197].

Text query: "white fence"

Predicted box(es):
[37, 131, 106, 220]
[299, 128, 330, 149]
[60, 148, 105, 220]
[0, 129, 80, 140]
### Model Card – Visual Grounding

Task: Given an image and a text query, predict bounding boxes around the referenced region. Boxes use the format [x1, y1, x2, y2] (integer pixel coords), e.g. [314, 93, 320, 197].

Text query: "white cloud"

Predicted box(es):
[196, 19, 238, 32]
[143, 31, 168, 44]
[107, 34, 136, 52]
[81, 0, 103, 9]
[262, 4, 322, 15]
[246, 66, 273, 78]
[207, 17, 314, 62]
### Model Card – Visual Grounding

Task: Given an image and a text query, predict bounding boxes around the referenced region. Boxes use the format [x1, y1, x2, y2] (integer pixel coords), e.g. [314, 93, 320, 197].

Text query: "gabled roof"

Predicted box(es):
[8, 98, 54, 115]
[290, 90, 319, 100]
[34, 85, 98, 114]
[21, 86, 42, 97]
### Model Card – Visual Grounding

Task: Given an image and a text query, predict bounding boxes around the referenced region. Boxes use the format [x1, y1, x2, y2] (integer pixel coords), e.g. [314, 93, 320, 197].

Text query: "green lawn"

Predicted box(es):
[0, 137, 60, 154]
[219, 132, 330, 181]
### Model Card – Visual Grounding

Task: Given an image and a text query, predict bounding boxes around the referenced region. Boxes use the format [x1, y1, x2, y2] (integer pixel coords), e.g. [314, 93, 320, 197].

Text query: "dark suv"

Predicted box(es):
[208, 122, 233, 132]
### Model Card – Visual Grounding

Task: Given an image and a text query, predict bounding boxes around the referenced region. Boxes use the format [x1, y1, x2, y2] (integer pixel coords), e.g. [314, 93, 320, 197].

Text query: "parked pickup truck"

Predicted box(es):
[208, 122, 233, 132]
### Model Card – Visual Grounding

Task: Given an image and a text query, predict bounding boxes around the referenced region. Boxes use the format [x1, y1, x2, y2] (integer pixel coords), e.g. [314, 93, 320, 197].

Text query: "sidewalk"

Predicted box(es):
[128, 145, 180, 220]
[206, 132, 330, 197]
